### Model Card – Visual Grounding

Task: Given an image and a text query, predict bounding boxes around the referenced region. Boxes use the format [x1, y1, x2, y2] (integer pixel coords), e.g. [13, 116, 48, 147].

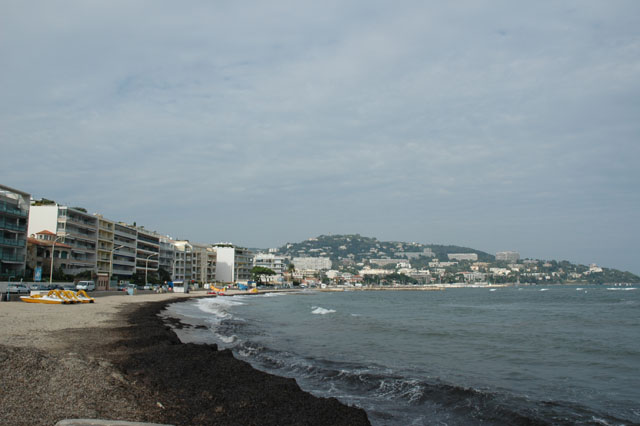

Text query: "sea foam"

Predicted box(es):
[312, 307, 336, 315]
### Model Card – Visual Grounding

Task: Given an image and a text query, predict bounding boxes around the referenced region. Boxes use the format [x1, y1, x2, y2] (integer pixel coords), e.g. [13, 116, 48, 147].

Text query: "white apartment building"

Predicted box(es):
[496, 251, 520, 262]
[112, 223, 137, 282]
[292, 256, 332, 271]
[489, 267, 511, 276]
[158, 235, 175, 279]
[95, 215, 115, 288]
[172, 240, 193, 283]
[189, 242, 216, 284]
[28, 203, 98, 276]
[447, 253, 478, 261]
[398, 248, 435, 259]
[0, 184, 30, 280]
[370, 258, 403, 267]
[254, 253, 286, 276]
[214, 244, 253, 283]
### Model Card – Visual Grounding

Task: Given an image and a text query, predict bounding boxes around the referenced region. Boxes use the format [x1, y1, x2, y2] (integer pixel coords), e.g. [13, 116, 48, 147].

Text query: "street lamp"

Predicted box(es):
[145, 253, 158, 287]
[109, 245, 125, 290]
[49, 236, 63, 284]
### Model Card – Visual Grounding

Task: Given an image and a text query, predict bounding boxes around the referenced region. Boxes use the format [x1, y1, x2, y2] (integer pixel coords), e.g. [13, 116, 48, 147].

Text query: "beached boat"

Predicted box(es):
[20, 289, 73, 304]
[75, 290, 95, 303]
[20, 289, 95, 304]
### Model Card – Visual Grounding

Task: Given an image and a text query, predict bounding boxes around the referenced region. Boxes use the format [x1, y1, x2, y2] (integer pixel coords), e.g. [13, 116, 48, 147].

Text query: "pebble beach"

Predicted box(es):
[0, 292, 370, 426]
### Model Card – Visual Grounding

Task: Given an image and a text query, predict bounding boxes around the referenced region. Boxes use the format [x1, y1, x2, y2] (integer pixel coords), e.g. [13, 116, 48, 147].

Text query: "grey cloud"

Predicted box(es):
[1, 1, 639, 272]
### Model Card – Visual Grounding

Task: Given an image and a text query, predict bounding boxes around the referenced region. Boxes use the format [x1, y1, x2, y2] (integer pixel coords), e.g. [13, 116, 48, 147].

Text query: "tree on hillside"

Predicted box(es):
[251, 266, 276, 285]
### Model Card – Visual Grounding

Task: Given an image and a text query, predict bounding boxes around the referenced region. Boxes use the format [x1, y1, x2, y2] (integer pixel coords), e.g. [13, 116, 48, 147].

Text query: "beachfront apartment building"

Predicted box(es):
[188, 242, 217, 284]
[214, 244, 253, 283]
[158, 235, 175, 279]
[112, 223, 137, 283]
[135, 228, 160, 284]
[0, 184, 30, 280]
[95, 215, 115, 289]
[28, 203, 98, 277]
[26, 230, 72, 280]
[172, 240, 193, 283]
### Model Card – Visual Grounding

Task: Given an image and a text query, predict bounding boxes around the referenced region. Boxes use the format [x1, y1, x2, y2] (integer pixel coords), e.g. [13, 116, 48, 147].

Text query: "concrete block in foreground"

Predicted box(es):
[56, 420, 173, 426]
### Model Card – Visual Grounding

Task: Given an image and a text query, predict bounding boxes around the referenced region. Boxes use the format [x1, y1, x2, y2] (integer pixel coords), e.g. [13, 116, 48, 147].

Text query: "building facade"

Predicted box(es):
[214, 244, 253, 283]
[95, 215, 115, 288]
[292, 256, 332, 271]
[26, 230, 72, 281]
[447, 253, 478, 261]
[28, 203, 98, 276]
[0, 184, 30, 279]
[112, 223, 137, 282]
[172, 240, 193, 283]
[135, 228, 160, 284]
[254, 253, 286, 276]
[158, 235, 175, 280]
[254, 253, 285, 282]
[496, 251, 520, 262]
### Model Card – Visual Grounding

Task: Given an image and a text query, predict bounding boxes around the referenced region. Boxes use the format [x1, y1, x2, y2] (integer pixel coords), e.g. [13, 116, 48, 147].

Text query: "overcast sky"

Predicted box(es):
[2, 1, 639, 274]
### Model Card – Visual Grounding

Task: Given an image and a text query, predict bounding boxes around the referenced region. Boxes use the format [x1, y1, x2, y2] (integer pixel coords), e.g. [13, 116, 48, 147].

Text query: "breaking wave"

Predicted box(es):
[311, 306, 336, 315]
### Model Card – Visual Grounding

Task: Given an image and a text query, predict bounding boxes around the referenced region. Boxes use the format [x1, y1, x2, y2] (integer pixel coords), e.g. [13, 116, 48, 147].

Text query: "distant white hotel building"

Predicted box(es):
[496, 251, 520, 262]
[254, 253, 286, 276]
[447, 253, 478, 261]
[292, 256, 332, 271]
[370, 258, 403, 267]
[398, 248, 435, 259]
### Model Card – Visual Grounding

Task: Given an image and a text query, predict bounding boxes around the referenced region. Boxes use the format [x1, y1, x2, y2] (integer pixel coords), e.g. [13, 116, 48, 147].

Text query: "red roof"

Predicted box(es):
[27, 237, 72, 249]
[36, 230, 57, 236]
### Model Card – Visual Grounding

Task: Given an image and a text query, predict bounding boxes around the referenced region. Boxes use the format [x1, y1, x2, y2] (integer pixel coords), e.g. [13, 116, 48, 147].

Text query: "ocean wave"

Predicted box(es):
[311, 306, 336, 315]
[215, 333, 238, 344]
[195, 297, 246, 318]
[606, 287, 636, 291]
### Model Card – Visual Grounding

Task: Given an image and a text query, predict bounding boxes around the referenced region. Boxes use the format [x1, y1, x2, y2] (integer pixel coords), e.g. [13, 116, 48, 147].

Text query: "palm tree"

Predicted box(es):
[286, 263, 295, 283]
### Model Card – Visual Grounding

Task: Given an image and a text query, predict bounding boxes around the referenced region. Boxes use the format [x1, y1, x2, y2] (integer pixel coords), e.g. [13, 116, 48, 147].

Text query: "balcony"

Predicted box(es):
[64, 226, 97, 241]
[63, 213, 97, 228]
[113, 257, 136, 267]
[0, 254, 26, 263]
[0, 219, 26, 232]
[0, 237, 26, 247]
[0, 202, 28, 217]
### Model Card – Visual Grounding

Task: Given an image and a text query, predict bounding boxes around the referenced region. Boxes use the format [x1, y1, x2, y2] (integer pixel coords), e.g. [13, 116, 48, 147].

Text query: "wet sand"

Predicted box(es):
[0, 292, 370, 425]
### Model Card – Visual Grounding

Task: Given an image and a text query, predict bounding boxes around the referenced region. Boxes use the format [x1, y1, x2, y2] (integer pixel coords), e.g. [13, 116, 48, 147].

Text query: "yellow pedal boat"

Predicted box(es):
[20, 289, 95, 304]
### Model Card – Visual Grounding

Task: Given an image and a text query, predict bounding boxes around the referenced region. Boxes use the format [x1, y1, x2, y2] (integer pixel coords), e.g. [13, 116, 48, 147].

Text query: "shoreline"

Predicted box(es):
[0, 292, 370, 425]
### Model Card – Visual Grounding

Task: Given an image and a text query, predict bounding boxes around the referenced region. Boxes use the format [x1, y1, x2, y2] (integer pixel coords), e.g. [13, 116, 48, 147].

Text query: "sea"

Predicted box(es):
[164, 285, 640, 425]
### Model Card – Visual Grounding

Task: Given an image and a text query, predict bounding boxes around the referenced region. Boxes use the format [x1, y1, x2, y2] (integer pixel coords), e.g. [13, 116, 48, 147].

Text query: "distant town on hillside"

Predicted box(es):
[2, 182, 638, 287]
[257, 234, 639, 285]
